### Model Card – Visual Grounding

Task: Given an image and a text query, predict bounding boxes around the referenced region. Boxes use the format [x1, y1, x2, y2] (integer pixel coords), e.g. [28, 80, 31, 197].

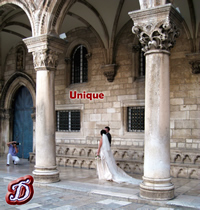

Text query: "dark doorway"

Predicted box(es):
[13, 86, 33, 159]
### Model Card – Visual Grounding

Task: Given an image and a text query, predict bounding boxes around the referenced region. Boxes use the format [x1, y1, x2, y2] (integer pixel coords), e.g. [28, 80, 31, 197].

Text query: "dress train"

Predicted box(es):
[97, 134, 142, 185]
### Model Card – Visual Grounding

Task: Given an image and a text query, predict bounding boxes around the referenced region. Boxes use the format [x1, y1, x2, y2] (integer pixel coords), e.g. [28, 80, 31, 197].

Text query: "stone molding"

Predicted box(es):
[23, 34, 67, 70]
[102, 64, 117, 82]
[0, 80, 4, 95]
[55, 104, 84, 111]
[129, 4, 183, 53]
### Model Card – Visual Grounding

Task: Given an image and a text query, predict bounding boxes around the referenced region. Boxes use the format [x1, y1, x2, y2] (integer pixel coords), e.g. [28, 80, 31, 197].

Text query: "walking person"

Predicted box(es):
[105, 126, 111, 146]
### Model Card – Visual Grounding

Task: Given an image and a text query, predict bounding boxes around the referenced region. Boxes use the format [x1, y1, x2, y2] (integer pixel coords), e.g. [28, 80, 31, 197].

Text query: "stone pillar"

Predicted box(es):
[23, 35, 67, 183]
[129, 4, 182, 200]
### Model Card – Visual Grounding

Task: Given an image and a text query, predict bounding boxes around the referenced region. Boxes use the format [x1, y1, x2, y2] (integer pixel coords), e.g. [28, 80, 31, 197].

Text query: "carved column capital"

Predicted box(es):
[32, 49, 59, 70]
[23, 34, 67, 70]
[129, 4, 183, 53]
[132, 18, 180, 52]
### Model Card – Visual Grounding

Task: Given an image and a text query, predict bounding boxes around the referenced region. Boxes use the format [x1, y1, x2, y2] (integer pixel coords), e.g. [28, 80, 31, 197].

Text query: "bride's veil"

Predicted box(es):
[100, 133, 142, 185]
[102, 134, 111, 152]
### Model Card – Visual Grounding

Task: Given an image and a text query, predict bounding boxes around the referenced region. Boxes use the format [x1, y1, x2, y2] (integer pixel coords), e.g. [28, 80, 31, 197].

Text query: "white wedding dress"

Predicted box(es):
[97, 134, 142, 185]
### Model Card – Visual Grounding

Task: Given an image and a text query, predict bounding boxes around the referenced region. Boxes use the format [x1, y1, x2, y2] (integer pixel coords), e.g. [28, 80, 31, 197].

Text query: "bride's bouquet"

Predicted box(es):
[95, 155, 101, 160]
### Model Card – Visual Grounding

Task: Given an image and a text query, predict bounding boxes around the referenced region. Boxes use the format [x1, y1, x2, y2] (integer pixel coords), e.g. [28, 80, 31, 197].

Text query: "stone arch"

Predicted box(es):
[1, 72, 36, 109]
[47, 0, 76, 35]
[0, 0, 34, 35]
[0, 72, 36, 155]
[66, 38, 92, 59]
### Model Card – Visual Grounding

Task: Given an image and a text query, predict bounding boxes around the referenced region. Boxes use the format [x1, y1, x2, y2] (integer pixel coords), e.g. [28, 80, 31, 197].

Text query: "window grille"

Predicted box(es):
[71, 45, 88, 84]
[56, 110, 80, 132]
[127, 106, 144, 132]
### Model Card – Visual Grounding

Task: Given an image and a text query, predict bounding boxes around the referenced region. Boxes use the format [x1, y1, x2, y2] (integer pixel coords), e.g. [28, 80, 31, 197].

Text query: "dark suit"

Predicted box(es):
[106, 133, 112, 146]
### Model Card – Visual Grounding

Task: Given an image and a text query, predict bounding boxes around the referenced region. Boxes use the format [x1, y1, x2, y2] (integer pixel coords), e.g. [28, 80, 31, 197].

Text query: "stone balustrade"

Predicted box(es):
[29, 144, 200, 179]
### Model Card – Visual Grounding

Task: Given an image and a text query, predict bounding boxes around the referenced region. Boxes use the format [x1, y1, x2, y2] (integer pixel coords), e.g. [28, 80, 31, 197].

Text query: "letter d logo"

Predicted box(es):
[5, 175, 34, 205]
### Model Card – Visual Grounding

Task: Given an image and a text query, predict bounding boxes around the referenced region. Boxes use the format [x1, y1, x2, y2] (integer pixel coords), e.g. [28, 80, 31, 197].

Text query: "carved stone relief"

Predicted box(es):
[32, 49, 59, 69]
[102, 64, 117, 82]
[189, 61, 200, 74]
[16, 47, 25, 71]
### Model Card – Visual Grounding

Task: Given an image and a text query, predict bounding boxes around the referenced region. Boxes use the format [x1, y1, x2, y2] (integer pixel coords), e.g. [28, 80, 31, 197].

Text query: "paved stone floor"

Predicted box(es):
[0, 157, 200, 209]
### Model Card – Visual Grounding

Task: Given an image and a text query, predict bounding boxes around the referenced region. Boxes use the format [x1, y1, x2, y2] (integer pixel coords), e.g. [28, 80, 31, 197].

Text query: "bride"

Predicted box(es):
[96, 129, 142, 185]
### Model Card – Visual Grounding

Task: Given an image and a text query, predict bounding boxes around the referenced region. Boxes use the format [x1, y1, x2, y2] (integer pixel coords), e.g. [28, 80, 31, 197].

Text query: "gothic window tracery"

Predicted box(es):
[71, 45, 88, 84]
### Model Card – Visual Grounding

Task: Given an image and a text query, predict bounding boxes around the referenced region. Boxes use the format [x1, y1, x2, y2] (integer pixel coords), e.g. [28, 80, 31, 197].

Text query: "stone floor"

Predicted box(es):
[0, 156, 200, 209]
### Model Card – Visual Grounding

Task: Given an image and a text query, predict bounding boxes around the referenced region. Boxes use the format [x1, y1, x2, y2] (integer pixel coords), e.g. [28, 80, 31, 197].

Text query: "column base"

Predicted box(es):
[140, 176, 174, 200]
[32, 165, 60, 183]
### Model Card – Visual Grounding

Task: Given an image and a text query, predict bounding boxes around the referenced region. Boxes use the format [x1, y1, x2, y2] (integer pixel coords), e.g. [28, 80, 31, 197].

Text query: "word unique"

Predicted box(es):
[70, 91, 104, 100]
[5, 175, 34, 205]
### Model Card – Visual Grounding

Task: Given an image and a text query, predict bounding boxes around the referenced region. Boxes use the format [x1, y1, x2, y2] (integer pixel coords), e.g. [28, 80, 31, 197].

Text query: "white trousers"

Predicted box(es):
[7, 153, 20, 165]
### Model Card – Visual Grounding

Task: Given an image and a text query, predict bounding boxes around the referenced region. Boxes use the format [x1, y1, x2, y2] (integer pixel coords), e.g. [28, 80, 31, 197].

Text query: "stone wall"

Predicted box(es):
[170, 29, 200, 151]
[55, 24, 145, 146]
[3, 42, 35, 82]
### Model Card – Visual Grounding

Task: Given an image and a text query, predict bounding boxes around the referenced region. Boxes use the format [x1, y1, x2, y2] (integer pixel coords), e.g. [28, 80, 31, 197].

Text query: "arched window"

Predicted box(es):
[132, 43, 145, 79]
[71, 45, 88, 84]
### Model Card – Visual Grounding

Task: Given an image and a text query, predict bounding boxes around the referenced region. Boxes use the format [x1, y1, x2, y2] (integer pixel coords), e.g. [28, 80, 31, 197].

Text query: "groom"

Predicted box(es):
[105, 126, 111, 146]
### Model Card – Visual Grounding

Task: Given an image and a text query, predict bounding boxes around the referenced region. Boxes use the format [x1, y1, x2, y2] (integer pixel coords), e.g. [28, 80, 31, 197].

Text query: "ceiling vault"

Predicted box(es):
[77, 0, 109, 48]
[2, 29, 26, 39]
[187, 0, 196, 52]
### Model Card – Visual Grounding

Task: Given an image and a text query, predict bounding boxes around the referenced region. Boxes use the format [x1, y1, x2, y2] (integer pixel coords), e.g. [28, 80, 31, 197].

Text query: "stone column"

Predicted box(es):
[129, 4, 182, 200]
[23, 35, 67, 183]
